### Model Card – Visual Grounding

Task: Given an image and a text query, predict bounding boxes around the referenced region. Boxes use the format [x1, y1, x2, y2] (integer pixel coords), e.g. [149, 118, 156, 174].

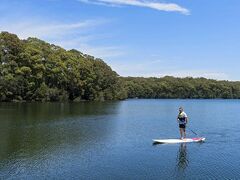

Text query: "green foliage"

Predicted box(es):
[0, 32, 124, 102]
[122, 76, 240, 99]
[1, 31, 240, 102]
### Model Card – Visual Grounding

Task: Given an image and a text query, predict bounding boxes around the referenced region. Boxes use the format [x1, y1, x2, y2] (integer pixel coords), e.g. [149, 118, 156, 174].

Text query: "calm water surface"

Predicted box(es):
[0, 99, 240, 179]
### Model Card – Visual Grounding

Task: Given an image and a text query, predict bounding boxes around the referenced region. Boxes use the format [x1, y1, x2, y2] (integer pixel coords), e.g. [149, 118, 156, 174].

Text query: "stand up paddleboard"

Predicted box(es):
[153, 137, 205, 144]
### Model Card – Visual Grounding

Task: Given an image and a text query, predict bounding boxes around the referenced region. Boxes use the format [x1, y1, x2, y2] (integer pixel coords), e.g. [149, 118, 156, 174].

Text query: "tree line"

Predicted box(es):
[123, 76, 240, 99]
[1, 32, 240, 102]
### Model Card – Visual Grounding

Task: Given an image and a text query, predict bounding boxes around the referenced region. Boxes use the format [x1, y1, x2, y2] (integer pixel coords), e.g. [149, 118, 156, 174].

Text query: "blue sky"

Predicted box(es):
[0, 0, 240, 80]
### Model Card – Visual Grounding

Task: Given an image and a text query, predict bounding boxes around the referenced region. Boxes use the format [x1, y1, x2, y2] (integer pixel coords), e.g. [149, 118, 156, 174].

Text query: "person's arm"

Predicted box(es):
[184, 112, 188, 124]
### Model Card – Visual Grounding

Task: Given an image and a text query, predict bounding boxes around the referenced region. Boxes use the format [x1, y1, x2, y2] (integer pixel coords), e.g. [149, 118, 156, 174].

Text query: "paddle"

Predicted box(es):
[188, 127, 198, 136]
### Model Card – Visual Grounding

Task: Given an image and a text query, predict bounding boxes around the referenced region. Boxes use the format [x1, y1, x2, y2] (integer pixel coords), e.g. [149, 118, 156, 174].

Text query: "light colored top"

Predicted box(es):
[178, 111, 188, 124]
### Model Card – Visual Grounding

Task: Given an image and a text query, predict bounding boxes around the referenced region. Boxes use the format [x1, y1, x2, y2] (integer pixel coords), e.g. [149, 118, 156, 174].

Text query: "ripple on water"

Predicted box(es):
[1, 100, 240, 179]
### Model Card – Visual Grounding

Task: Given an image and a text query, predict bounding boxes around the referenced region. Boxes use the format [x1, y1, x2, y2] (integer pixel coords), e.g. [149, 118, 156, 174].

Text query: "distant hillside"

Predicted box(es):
[122, 76, 240, 99]
[1, 32, 240, 102]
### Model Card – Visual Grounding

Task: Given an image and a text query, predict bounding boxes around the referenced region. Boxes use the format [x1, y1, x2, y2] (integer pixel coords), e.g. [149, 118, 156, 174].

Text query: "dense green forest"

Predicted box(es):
[0, 32, 127, 101]
[1, 31, 240, 102]
[123, 76, 240, 99]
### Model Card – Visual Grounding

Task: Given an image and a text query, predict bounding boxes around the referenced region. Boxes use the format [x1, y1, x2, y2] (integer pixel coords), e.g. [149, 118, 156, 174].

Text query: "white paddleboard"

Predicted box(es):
[153, 137, 205, 144]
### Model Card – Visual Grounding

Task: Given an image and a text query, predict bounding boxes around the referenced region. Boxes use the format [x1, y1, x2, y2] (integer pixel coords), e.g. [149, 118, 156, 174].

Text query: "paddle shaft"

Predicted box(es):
[188, 128, 198, 136]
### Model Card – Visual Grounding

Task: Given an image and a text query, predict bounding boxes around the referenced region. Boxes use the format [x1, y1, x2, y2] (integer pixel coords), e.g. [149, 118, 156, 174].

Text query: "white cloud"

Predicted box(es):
[55, 39, 125, 59]
[0, 18, 125, 59]
[156, 71, 229, 80]
[120, 69, 229, 80]
[0, 19, 108, 39]
[77, 43, 125, 58]
[78, 0, 120, 6]
[78, 0, 190, 15]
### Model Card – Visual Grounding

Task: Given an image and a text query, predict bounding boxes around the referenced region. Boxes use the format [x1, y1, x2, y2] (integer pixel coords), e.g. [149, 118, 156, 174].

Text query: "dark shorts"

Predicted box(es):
[179, 124, 186, 129]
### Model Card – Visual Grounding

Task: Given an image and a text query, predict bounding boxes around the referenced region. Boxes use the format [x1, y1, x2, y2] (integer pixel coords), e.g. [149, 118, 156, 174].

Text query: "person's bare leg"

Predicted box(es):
[183, 128, 186, 139]
[180, 128, 183, 139]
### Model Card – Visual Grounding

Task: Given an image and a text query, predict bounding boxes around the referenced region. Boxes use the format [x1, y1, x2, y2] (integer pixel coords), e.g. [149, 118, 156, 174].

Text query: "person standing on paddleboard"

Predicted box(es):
[177, 107, 188, 139]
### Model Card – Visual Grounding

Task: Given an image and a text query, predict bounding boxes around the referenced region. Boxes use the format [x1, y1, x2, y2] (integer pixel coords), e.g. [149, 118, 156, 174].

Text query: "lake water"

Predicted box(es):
[0, 99, 240, 179]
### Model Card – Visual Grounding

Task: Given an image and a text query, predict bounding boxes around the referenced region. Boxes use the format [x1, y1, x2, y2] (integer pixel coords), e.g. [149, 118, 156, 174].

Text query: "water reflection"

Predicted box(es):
[0, 102, 121, 167]
[177, 143, 189, 172]
[176, 143, 189, 172]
